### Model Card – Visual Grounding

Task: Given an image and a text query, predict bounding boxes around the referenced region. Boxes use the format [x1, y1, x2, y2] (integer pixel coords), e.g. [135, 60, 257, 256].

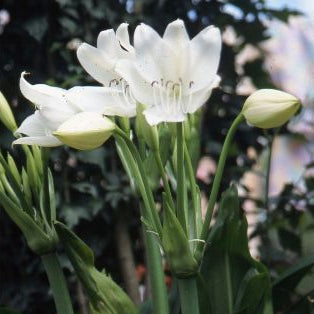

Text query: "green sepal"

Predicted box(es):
[21, 168, 32, 208]
[55, 222, 139, 314]
[7, 154, 21, 186]
[0, 91, 18, 132]
[162, 197, 198, 278]
[0, 190, 58, 255]
[135, 104, 159, 151]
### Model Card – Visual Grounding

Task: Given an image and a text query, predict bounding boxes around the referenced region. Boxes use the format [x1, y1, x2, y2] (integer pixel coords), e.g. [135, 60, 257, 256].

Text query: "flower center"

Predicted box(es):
[150, 78, 194, 114]
[108, 78, 136, 108]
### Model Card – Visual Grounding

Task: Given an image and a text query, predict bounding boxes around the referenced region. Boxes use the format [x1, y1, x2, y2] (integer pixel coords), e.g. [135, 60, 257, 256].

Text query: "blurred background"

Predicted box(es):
[1, 0, 314, 313]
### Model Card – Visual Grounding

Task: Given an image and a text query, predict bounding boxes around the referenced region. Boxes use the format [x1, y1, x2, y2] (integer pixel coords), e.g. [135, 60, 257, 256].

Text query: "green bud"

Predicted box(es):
[54, 112, 115, 150]
[162, 200, 198, 278]
[242, 89, 301, 129]
[55, 222, 139, 314]
[22, 168, 32, 207]
[0, 91, 18, 132]
[135, 104, 159, 151]
[7, 153, 21, 186]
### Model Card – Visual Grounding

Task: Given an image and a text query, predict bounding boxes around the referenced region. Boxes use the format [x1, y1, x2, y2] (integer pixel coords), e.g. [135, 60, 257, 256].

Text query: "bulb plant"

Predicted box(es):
[0, 20, 304, 314]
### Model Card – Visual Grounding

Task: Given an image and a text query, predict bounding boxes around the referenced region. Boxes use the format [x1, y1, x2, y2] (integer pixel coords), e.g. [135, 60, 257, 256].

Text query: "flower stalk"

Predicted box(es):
[41, 252, 74, 314]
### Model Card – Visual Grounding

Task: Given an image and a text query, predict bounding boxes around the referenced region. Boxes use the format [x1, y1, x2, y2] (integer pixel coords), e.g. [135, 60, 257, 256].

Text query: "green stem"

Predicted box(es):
[184, 142, 199, 239]
[41, 252, 74, 314]
[141, 204, 170, 314]
[264, 135, 274, 210]
[176, 123, 187, 234]
[195, 113, 244, 261]
[41, 148, 51, 225]
[178, 277, 200, 314]
[114, 129, 162, 236]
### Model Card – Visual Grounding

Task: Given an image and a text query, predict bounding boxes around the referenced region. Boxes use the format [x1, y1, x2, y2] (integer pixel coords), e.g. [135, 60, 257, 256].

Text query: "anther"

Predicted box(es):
[166, 80, 174, 88]
[189, 81, 194, 88]
[151, 80, 158, 87]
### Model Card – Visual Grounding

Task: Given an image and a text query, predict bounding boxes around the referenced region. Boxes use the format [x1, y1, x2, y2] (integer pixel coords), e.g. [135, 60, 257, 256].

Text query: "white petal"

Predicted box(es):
[116, 59, 153, 107]
[20, 72, 66, 109]
[13, 136, 62, 147]
[143, 105, 186, 125]
[189, 26, 222, 92]
[116, 23, 135, 54]
[133, 23, 164, 81]
[163, 19, 189, 46]
[66, 86, 136, 117]
[97, 29, 121, 55]
[184, 75, 220, 113]
[77, 43, 118, 86]
[15, 111, 48, 137]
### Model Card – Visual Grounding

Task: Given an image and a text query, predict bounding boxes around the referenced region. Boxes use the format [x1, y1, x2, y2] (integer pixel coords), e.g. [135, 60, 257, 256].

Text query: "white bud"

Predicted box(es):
[242, 89, 301, 129]
[54, 112, 115, 150]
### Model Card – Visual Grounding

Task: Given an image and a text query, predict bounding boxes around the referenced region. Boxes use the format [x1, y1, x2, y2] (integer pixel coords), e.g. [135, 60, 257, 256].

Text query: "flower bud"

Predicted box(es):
[242, 89, 301, 129]
[0, 91, 18, 132]
[54, 112, 115, 150]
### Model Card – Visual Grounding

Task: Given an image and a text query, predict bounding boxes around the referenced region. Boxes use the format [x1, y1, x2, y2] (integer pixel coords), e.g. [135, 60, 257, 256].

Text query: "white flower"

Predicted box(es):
[242, 89, 301, 129]
[77, 23, 137, 117]
[115, 19, 222, 125]
[14, 72, 120, 146]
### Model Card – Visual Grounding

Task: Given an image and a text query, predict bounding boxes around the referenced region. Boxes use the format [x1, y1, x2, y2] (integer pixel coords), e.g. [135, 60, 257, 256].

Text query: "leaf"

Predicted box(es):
[55, 222, 139, 314]
[199, 185, 271, 314]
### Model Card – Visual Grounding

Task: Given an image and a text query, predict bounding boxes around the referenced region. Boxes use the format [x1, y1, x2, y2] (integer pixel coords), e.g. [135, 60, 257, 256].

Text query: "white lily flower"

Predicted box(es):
[77, 23, 137, 117]
[115, 19, 222, 125]
[14, 73, 120, 147]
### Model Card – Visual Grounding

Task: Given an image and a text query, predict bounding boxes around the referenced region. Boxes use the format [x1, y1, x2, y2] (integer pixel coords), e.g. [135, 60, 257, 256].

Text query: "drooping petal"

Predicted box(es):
[116, 23, 135, 54]
[143, 104, 186, 126]
[20, 72, 66, 109]
[189, 26, 222, 92]
[13, 136, 62, 147]
[66, 86, 136, 117]
[77, 43, 119, 86]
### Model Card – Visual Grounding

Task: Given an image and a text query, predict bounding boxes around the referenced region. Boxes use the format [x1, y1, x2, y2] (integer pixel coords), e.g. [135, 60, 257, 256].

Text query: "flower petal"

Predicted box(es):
[20, 72, 66, 109]
[116, 23, 135, 54]
[189, 26, 222, 92]
[97, 29, 121, 55]
[15, 111, 49, 137]
[13, 136, 62, 147]
[163, 19, 189, 46]
[133, 23, 164, 82]
[116, 59, 153, 107]
[77, 43, 119, 86]
[66, 86, 136, 117]
[143, 105, 186, 125]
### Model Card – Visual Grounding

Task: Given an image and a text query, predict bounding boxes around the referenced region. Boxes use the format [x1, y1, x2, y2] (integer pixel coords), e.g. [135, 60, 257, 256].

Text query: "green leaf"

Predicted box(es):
[55, 222, 139, 314]
[199, 185, 271, 314]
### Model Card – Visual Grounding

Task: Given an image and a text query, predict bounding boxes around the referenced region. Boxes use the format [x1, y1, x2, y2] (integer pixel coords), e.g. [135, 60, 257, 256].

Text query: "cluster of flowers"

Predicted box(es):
[14, 19, 300, 150]
[15, 20, 222, 149]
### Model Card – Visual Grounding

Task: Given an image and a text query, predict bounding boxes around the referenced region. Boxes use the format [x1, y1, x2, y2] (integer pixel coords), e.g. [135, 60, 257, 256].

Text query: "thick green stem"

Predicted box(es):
[41, 252, 74, 314]
[178, 277, 200, 314]
[195, 113, 244, 261]
[176, 123, 187, 234]
[41, 148, 51, 224]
